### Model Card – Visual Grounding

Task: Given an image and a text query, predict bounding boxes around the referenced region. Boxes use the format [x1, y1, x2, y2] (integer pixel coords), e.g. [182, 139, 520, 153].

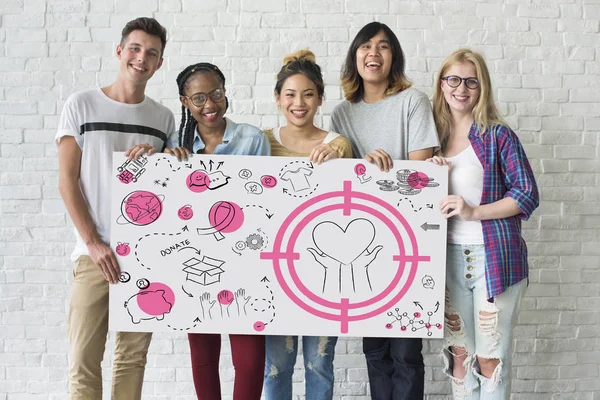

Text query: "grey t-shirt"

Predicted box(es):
[330, 88, 439, 160]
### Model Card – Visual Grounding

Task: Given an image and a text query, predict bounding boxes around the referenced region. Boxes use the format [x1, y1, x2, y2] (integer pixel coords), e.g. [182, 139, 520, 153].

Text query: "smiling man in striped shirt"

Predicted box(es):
[56, 17, 177, 400]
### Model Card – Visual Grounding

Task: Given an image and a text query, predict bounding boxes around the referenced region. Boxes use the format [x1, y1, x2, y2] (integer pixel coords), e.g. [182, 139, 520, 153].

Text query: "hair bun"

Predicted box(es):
[283, 49, 316, 65]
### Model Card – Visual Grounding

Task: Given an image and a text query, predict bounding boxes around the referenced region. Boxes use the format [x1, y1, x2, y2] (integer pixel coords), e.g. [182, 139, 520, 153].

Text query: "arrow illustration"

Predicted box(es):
[182, 225, 189, 232]
[178, 246, 201, 255]
[413, 301, 423, 310]
[209, 160, 214, 171]
[241, 205, 273, 219]
[434, 301, 440, 313]
[200, 160, 206, 170]
[167, 317, 201, 331]
[181, 285, 193, 297]
[420, 222, 440, 231]
[261, 277, 275, 325]
[217, 161, 224, 169]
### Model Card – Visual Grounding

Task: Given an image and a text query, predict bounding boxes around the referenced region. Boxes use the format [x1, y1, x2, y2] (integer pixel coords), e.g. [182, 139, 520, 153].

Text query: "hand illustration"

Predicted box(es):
[307, 247, 341, 293]
[355, 245, 383, 290]
[356, 245, 383, 268]
[217, 290, 235, 318]
[234, 288, 251, 316]
[199, 292, 216, 320]
[307, 248, 340, 270]
[307, 244, 383, 293]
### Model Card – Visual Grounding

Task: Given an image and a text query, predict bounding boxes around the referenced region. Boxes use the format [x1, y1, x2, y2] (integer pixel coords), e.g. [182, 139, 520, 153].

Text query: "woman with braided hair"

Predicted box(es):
[168, 62, 269, 400]
[169, 62, 270, 157]
[262, 49, 351, 400]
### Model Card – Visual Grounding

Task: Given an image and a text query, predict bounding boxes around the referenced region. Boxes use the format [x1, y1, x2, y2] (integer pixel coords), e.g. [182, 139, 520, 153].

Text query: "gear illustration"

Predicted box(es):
[235, 241, 247, 251]
[246, 233, 264, 250]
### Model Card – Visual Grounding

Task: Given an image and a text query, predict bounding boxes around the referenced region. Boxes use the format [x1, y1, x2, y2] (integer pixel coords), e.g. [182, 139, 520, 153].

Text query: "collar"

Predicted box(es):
[194, 117, 235, 151]
[468, 121, 487, 140]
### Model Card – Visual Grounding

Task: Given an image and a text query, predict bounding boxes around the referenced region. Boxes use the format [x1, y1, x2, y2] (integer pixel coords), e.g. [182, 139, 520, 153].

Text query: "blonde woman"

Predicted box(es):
[429, 49, 539, 399]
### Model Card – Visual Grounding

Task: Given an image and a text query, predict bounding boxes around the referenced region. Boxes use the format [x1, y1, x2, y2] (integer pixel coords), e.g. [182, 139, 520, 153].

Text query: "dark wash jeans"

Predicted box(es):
[363, 337, 424, 400]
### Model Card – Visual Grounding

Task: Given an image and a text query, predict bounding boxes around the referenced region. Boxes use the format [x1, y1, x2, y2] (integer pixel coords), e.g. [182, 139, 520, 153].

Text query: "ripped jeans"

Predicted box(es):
[264, 335, 337, 400]
[443, 244, 525, 400]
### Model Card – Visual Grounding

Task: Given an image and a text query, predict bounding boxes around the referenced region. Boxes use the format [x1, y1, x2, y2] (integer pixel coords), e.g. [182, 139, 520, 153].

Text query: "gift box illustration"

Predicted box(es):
[182, 255, 225, 286]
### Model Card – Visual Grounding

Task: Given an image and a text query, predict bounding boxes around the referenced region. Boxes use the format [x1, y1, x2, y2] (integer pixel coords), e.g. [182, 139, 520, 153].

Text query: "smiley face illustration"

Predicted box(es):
[115, 242, 131, 256]
[187, 170, 230, 192]
[187, 170, 210, 193]
[178, 205, 194, 220]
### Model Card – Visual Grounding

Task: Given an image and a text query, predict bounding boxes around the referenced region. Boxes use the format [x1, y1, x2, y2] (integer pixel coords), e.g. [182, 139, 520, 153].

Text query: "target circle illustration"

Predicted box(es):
[261, 181, 431, 333]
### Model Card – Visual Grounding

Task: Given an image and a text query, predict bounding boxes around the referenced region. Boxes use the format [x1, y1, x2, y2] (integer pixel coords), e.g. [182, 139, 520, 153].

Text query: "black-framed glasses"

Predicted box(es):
[441, 76, 479, 90]
[185, 88, 225, 107]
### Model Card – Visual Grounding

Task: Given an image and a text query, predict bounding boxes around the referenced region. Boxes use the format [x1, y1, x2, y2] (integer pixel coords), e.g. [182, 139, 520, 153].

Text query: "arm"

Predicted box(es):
[474, 198, 521, 220]
[309, 135, 354, 164]
[440, 127, 539, 222]
[407, 91, 440, 160]
[408, 147, 434, 161]
[333, 136, 353, 159]
[366, 140, 434, 170]
[440, 195, 521, 221]
[58, 136, 120, 283]
[499, 127, 539, 220]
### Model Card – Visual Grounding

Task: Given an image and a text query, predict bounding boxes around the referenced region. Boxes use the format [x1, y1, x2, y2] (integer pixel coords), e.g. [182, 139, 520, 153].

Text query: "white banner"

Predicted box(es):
[109, 153, 447, 338]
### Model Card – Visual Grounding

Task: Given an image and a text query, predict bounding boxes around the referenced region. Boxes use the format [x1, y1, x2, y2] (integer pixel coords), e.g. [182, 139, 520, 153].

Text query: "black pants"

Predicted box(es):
[363, 337, 424, 400]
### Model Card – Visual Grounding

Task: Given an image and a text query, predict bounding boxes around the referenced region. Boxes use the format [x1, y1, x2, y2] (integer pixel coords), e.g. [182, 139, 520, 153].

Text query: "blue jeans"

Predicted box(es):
[264, 335, 337, 400]
[363, 337, 424, 400]
[443, 244, 525, 399]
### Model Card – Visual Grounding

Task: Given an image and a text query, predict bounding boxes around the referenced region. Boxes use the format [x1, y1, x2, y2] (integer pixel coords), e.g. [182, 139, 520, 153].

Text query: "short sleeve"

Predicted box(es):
[406, 91, 440, 154]
[330, 107, 341, 134]
[55, 96, 82, 148]
[498, 126, 539, 220]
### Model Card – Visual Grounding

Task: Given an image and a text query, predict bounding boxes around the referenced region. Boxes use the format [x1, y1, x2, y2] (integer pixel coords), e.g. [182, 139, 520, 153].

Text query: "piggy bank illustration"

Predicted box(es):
[124, 289, 173, 324]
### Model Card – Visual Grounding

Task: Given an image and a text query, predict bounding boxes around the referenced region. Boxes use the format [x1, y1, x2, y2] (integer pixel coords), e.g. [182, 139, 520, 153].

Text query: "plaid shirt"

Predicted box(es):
[469, 122, 539, 299]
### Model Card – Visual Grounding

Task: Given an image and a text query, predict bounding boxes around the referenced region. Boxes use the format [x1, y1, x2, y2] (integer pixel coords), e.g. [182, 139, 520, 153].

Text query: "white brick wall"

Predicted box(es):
[0, 0, 599, 399]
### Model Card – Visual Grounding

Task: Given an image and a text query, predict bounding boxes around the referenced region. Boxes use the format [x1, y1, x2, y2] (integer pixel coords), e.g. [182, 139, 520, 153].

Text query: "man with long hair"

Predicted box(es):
[331, 22, 439, 400]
